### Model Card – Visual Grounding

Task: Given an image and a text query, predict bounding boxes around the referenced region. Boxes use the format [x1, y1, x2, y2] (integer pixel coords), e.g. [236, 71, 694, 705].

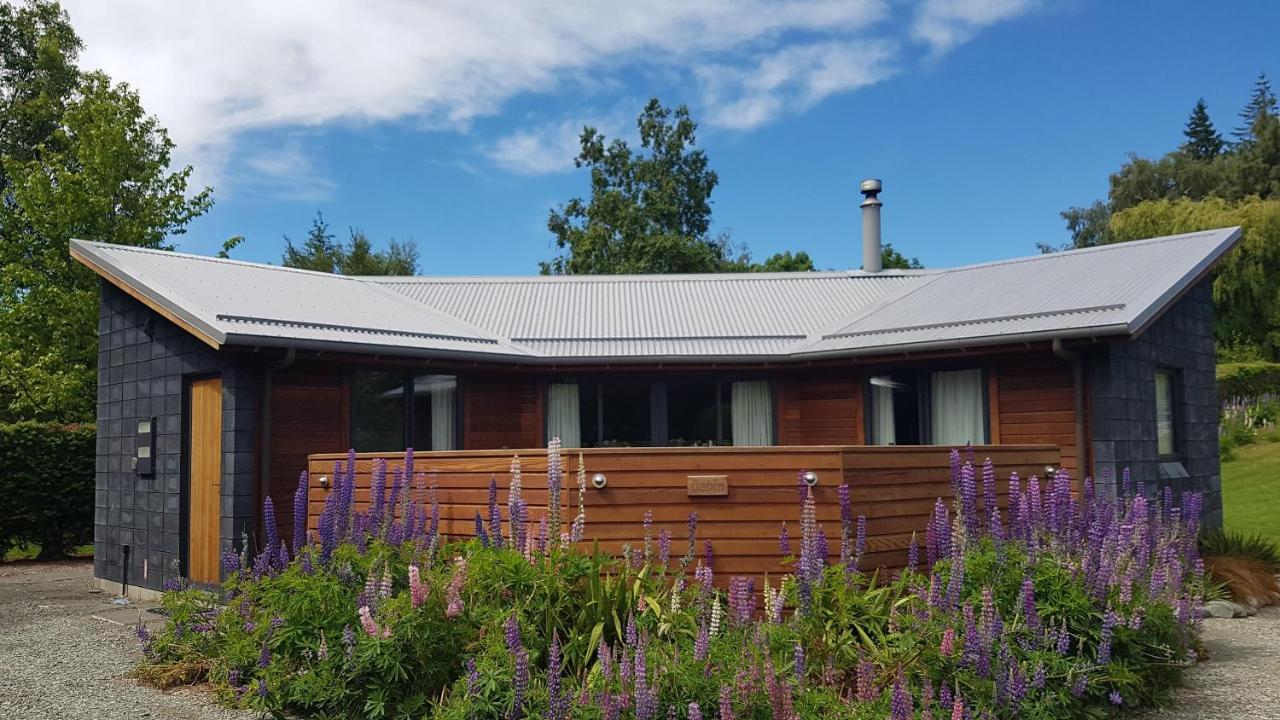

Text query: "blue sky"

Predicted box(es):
[65, 1, 1278, 275]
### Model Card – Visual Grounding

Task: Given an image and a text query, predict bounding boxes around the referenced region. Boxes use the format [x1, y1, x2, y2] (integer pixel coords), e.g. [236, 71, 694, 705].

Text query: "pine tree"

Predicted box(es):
[1181, 98, 1224, 159]
[1233, 72, 1278, 144]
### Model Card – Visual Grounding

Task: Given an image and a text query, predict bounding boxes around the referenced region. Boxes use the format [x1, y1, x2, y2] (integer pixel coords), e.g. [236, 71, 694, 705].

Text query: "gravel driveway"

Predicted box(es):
[0, 560, 253, 720]
[2, 560, 1277, 719]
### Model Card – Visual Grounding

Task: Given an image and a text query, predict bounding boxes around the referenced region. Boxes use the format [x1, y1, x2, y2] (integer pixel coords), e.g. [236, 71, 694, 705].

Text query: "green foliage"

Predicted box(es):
[1221, 437, 1280, 547]
[0, 0, 211, 423]
[0, 421, 95, 559]
[1233, 72, 1277, 145]
[881, 243, 923, 270]
[1182, 98, 1225, 160]
[1217, 362, 1280, 399]
[282, 212, 418, 275]
[1111, 198, 1280, 357]
[543, 99, 813, 275]
[1198, 529, 1280, 571]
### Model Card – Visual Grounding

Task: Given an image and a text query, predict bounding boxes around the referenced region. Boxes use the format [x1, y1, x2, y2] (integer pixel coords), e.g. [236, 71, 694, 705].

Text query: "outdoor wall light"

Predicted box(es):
[802, 471, 819, 487]
[1044, 466, 1057, 478]
[591, 472, 607, 489]
[317, 475, 329, 488]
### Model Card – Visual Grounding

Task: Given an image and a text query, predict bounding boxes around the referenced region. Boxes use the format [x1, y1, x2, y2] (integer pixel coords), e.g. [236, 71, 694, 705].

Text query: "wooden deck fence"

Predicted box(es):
[306, 444, 1060, 578]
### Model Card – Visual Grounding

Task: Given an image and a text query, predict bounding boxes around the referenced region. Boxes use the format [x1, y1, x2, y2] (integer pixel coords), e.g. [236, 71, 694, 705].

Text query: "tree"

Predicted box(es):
[1182, 98, 1224, 160]
[881, 243, 923, 269]
[751, 251, 816, 272]
[0, 1, 212, 423]
[543, 99, 811, 274]
[1233, 72, 1277, 145]
[1111, 197, 1280, 358]
[282, 212, 418, 275]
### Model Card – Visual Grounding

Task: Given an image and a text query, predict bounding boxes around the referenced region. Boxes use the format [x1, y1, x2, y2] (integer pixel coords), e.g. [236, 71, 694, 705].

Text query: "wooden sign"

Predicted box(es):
[687, 475, 729, 496]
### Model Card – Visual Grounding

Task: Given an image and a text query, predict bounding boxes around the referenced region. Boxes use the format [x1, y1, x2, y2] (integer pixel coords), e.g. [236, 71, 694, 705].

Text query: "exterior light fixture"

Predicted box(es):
[591, 473, 608, 489]
[802, 471, 819, 487]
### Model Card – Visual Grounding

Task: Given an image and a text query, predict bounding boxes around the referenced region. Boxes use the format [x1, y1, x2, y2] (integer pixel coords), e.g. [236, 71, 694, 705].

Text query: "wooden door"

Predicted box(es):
[188, 376, 223, 584]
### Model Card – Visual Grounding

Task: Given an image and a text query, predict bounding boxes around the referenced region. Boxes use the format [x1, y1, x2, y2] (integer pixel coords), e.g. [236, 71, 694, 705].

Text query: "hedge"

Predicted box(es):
[0, 422, 95, 560]
[1217, 362, 1280, 400]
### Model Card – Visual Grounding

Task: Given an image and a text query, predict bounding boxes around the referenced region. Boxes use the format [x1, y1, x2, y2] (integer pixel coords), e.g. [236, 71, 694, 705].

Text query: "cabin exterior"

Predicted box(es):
[77, 226, 1239, 595]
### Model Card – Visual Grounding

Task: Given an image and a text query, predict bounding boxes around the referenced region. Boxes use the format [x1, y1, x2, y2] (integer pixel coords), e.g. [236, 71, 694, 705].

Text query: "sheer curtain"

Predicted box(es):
[871, 383, 896, 445]
[930, 369, 985, 446]
[430, 377, 457, 450]
[547, 382, 582, 448]
[731, 380, 773, 446]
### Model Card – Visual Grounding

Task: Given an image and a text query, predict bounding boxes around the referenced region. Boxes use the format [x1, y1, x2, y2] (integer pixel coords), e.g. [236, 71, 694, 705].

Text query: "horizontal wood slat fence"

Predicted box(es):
[307, 445, 1060, 579]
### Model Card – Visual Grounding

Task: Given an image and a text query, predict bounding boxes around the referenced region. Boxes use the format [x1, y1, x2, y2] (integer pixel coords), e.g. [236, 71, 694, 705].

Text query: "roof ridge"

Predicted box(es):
[937, 228, 1235, 274]
[373, 270, 937, 284]
[74, 239, 375, 283]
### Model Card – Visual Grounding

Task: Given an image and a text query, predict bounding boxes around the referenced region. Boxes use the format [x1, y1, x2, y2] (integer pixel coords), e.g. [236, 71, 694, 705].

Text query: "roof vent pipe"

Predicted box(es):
[860, 178, 883, 273]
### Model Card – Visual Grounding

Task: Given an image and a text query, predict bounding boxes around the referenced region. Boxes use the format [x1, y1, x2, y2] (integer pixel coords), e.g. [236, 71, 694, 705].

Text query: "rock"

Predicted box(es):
[1203, 600, 1237, 618]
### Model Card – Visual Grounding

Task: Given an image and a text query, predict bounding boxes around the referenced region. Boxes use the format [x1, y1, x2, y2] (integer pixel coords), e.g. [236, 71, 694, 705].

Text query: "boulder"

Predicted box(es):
[1202, 600, 1243, 619]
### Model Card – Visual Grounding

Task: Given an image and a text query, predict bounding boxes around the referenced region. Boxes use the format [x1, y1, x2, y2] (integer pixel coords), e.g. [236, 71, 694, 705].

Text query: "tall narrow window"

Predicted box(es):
[547, 382, 582, 448]
[353, 370, 406, 452]
[600, 379, 651, 446]
[668, 377, 724, 446]
[1155, 370, 1176, 456]
[411, 374, 458, 451]
[730, 380, 773, 446]
[931, 369, 986, 445]
[869, 373, 921, 445]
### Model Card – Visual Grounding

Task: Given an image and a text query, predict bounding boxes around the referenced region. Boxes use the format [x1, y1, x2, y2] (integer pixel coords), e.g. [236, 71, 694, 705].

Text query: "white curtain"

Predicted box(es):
[930, 369, 985, 446]
[430, 377, 457, 450]
[731, 380, 773, 446]
[547, 383, 582, 448]
[871, 383, 896, 445]
[1155, 372, 1175, 455]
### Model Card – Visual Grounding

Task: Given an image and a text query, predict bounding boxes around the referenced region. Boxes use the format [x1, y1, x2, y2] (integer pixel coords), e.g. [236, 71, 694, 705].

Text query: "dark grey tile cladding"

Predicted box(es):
[1087, 279, 1223, 528]
[94, 280, 260, 591]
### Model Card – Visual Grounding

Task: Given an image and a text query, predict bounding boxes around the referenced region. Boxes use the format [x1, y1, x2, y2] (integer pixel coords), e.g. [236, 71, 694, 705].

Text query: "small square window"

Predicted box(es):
[1155, 370, 1177, 456]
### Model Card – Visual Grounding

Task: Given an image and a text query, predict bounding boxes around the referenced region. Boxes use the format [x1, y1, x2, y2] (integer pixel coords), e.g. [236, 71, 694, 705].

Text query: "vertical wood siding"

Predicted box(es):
[992, 356, 1084, 475]
[270, 365, 347, 549]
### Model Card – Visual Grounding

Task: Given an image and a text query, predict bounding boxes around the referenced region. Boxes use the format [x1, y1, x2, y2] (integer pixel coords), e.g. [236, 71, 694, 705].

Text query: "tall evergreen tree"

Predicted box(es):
[282, 212, 417, 275]
[1181, 98, 1224, 159]
[1233, 72, 1277, 145]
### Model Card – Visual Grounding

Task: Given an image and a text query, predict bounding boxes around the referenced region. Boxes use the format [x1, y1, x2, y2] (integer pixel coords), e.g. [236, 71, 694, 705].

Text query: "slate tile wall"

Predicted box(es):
[94, 281, 260, 591]
[1087, 278, 1222, 528]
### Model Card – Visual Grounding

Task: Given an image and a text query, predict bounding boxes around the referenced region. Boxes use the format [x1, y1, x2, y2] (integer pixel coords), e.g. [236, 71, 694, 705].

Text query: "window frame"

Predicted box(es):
[1154, 367, 1180, 460]
[862, 365, 991, 446]
[347, 367, 465, 452]
[543, 373, 773, 447]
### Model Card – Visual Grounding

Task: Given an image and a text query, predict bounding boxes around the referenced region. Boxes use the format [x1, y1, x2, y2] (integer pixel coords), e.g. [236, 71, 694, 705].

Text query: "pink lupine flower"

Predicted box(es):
[940, 627, 956, 657]
[445, 556, 467, 618]
[358, 605, 391, 638]
[951, 695, 965, 720]
[408, 565, 428, 609]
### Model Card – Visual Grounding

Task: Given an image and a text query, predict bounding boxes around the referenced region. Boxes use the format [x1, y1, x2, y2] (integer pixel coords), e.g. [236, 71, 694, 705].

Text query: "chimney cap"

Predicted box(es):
[859, 178, 882, 195]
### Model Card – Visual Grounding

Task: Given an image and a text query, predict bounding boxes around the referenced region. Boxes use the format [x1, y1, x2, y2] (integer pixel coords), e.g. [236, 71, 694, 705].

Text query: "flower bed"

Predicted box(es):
[140, 445, 1207, 719]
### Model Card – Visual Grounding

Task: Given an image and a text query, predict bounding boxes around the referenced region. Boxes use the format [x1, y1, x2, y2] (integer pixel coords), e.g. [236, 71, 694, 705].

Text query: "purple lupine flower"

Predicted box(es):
[687, 702, 702, 720]
[838, 483, 853, 566]
[1020, 577, 1039, 631]
[1097, 610, 1117, 664]
[386, 465, 406, 541]
[257, 678, 268, 699]
[487, 477, 504, 548]
[221, 550, 241, 575]
[1031, 663, 1046, 690]
[368, 458, 388, 534]
[949, 448, 962, 497]
[814, 526, 829, 567]
[719, 686, 735, 720]
[959, 461, 979, 539]
[778, 523, 792, 556]
[342, 624, 355, 662]
[475, 512, 490, 547]
[939, 683, 953, 711]
[1006, 662, 1027, 704]
[511, 646, 529, 720]
[945, 543, 965, 609]
[1007, 471, 1021, 541]
[504, 614, 521, 654]
[292, 471, 309, 553]
[694, 622, 709, 661]
[856, 653, 876, 701]
[227, 669, 241, 688]
[890, 670, 913, 720]
[657, 529, 671, 565]
[1109, 691, 1123, 706]
[1071, 675, 1088, 697]
[465, 657, 479, 696]
[683, 511, 699, 567]
[427, 480, 441, 544]
[793, 642, 805, 682]
[260, 497, 280, 568]
[547, 632, 568, 720]
[906, 533, 919, 573]
[854, 514, 867, 570]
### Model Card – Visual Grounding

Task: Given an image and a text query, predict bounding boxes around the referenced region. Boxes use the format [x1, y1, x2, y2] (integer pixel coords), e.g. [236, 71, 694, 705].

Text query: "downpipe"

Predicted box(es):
[1052, 338, 1087, 479]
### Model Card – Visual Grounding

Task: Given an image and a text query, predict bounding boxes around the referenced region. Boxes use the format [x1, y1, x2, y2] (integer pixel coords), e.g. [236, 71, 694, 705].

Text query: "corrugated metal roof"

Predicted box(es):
[69, 226, 1241, 363]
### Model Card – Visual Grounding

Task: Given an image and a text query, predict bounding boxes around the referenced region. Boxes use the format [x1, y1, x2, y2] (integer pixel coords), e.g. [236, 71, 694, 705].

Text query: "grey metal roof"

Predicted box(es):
[69, 226, 1241, 364]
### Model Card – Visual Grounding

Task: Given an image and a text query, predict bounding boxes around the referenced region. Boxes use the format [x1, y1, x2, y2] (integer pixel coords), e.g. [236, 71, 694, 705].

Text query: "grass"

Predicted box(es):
[1221, 435, 1280, 547]
[1, 543, 94, 562]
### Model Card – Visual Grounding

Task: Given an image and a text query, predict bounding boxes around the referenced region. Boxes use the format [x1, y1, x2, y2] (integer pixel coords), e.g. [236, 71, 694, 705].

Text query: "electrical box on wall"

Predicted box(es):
[135, 417, 155, 475]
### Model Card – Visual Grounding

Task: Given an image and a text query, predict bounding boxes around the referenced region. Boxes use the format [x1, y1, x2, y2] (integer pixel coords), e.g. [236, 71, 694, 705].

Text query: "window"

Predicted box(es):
[1155, 369, 1177, 456]
[868, 368, 987, 445]
[545, 376, 772, 447]
[352, 370, 459, 452]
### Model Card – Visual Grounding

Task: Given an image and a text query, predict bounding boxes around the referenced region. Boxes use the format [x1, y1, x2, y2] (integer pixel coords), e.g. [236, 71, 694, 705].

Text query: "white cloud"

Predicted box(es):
[485, 120, 591, 175]
[911, 0, 1040, 55]
[58, 0, 1039, 184]
[698, 40, 897, 131]
[234, 139, 337, 202]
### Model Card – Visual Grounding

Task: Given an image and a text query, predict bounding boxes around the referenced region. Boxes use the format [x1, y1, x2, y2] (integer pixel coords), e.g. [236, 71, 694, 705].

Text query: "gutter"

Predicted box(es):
[257, 347, 296, 549]
[1051, 338, 1088, 479]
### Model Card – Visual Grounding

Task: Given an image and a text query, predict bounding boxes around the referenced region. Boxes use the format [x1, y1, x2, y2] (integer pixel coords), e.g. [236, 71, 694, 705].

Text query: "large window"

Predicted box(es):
[546, 376, 772, 448]
[1155, 369, 1177, 456]
[352, 370, 459, 452]
[868, 368, 987, 446]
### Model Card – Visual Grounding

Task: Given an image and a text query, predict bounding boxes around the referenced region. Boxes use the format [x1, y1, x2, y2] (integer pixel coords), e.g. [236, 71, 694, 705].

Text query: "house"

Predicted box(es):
[74, 184, 1239, 595]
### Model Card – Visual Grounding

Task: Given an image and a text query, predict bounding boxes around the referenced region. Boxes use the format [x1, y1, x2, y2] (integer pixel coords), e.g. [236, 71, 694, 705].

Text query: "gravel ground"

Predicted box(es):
[1144, 604, 1280, 720]
[0, 560, 254, 720]
[1, 560, 1277, 719]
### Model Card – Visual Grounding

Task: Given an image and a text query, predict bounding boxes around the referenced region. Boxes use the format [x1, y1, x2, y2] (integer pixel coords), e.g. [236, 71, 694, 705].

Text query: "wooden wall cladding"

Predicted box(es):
[306, 444, 1059, 580]
[463, 376, 542, 450]
[775, 372, 863, 445]
[991, 356, 1083, 476]
[270, 364, 346, 549]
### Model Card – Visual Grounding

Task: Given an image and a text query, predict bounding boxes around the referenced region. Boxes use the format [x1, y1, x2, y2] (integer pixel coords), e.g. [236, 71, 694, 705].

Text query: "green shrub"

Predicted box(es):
[1218, 362, 1280, 399]
[0, 422, 95, 559]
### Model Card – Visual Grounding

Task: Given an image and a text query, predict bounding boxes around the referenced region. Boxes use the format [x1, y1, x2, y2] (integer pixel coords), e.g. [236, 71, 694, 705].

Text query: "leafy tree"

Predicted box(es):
[282, 212, 418, 275]
[543, 99, 811, 274]
[881, 243, 923, 269]
[1233, 72, 1277, 145]
[0, 1, 211, 423]
[1111, 197, 1280, 357]
[1182, 98, 1225, 160]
